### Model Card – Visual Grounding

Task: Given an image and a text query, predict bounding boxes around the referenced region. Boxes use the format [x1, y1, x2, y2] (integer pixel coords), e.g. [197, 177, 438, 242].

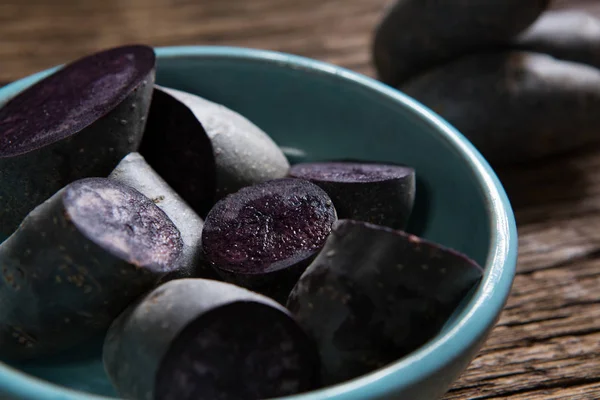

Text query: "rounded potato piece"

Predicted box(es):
[400, 51, 600, 164]
[142, 85, 290, 200]
[0, 178, 183, 360]
[103, 279, 320, 400]
[109, 152, 218, 281]
[0, 45, 156, 240]
[373, 0, 549, 86]
[287, 219, 483, 385]
[289, 161, 415, 229]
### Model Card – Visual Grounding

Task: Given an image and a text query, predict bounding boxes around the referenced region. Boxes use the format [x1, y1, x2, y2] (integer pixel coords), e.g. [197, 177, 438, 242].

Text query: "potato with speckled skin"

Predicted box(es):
[202, 178, 337, 304]
[0, 45, 156, 241]
[139, 86, 216, 217]
[373, 0, 549, 86]
[287, 219, 483, 385]
[0, 178, 183, 361]
[515, 10, 600, 69]
[141, 85, 290, 201]
[109, 152, 218, 281]
[289, 161, 415, 229]
[400, 51, 600, 164]
[103, 279, 320, 400]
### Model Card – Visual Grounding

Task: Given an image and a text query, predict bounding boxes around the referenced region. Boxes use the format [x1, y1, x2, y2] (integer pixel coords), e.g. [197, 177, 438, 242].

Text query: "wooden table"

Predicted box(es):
[1, 0, 600, 399]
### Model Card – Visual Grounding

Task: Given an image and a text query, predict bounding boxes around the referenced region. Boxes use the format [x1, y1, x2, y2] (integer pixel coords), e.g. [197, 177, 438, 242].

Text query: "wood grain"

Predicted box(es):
[2, 0, 600, 399]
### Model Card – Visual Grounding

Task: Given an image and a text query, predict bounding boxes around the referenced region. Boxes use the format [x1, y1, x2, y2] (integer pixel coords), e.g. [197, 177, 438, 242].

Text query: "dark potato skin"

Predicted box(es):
[400, 51, 600, 165]
[289, 161, 415, 229]
[515, 10, 600, 69]
[103, 279, 320, 400]
[202, 178, 337, 304]
[373, 0, 550, 86]
[287, 219, 483, 385]
[0, 45, 156, 240]
[0, 178, 183, 361]
[139, 86, 216, 217]
[143, 85, 290, 201]
[109, 152, 218, 281]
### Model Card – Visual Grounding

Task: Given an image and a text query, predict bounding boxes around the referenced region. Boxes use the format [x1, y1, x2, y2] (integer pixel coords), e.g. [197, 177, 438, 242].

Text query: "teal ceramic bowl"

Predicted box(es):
[0, 46, 517, 400]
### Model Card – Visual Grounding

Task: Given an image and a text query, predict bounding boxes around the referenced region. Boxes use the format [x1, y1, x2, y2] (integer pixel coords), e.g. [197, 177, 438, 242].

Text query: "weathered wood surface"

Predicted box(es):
[1, 0, 600, 399]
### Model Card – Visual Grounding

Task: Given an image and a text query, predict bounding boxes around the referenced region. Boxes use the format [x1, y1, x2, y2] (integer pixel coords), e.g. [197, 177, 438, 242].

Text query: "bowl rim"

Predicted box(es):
[0, 45, 517, 400]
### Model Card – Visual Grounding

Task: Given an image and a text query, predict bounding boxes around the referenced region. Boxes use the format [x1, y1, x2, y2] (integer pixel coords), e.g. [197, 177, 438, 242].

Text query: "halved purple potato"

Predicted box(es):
[289, 161, 415, 229]
[0, 45, 156, 240]
[103, 279, 320, 400]
[515, 10, 600, 69]
[0, 178, 183, 360]
[201, 178, 337, 304]
[141, 85, 290, 201]
[139, 86, 216, 217]
[109, 152, 218, 281]
[287, 219, 483, 385]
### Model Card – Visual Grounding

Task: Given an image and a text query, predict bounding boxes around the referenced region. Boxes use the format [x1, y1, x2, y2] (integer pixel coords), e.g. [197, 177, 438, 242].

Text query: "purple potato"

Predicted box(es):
[400, 51, 600, 164]
[103, 279, 320, 400]
[0, 45, 156, 240]
[373, 0, 549, 86]
[0, 178, 183, 360]
[139, 86, 216, 217]
[141, 85, 290, 201]
[287, 219, 483, 385]
[109, 152, 218, 281]
[202, 178, 337, 304]
[515, 10, 600, 69]
[289, 161, 415, 229]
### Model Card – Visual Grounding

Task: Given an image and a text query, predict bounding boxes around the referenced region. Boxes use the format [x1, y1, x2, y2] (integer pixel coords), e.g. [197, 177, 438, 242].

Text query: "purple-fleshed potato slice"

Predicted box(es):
[202, 178, 337, 304]
[287, 219, 483, 385]
[103, 279, 320, 400]
[0, 178, 183, 360]
[0, 45, 156, 240]
[139, 86, 217, 217]
[289, 161, 415, 229]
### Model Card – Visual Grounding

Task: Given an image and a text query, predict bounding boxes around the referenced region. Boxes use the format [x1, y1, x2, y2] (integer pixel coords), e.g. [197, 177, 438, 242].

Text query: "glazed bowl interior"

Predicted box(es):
[0, 46, 517, 400]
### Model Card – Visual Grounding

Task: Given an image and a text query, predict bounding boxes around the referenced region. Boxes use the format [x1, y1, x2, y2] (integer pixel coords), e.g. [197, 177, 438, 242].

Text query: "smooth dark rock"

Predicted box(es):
[515, 10, 600, 69]
[373, 0, 549, 86]
[400, 51, 600, 164]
